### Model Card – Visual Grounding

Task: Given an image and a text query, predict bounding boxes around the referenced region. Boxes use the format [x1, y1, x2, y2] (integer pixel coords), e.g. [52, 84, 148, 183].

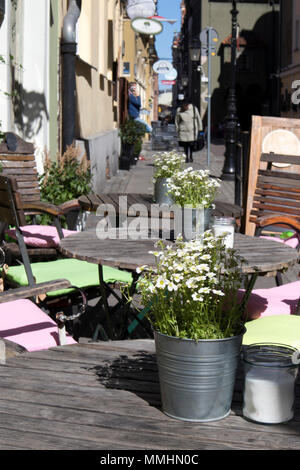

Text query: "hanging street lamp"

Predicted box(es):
[126, 0, 156, 20]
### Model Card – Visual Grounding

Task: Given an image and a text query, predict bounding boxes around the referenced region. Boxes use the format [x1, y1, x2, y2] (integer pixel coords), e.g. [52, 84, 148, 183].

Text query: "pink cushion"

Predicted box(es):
[0, 299, 76, 351]
[6, 225, 77, 248]
[238, 280, 300, 321]
[260, 235, 299, 249]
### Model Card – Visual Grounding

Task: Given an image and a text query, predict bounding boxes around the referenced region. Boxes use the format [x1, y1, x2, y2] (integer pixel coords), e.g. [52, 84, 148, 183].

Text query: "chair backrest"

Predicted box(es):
[0, 174, 24, 228]
[0, 152, 42, 206]
[248, 152, 300, 232]
[0, 174, 35, 285]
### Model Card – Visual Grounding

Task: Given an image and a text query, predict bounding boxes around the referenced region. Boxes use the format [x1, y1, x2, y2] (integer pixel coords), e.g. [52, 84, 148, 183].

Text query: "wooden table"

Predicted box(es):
[79, 193, 242, 220]
[58, 232, 298, 340]
[59, 231, 298, 276]
[1, 339, 300, 450]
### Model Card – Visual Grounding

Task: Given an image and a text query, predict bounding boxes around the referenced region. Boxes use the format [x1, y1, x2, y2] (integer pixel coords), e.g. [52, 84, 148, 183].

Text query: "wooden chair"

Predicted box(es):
[246, 151, 300, 237]
[0, 133, 80, 262]
[0, 174, 134, 341]
[244, 151, 300, 284]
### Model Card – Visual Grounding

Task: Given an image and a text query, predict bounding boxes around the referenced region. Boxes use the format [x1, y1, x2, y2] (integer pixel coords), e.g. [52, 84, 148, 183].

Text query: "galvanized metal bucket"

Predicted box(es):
[154, 329, 245, 422]
[154, 177, 174, 206]
[204, 207, 213, 230]
[174, 206, 204, 241]
[173, 206, 213, 241]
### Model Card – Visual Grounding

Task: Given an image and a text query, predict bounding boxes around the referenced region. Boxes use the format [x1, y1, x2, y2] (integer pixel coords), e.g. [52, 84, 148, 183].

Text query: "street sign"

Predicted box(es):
[131, 17, 163, 36]
[161, 80, 176, 85]
[153, 60, 173, 74]
[201, 46, 217, 56]
[200, 27, 219, 46]
[164, 68, 178, 80]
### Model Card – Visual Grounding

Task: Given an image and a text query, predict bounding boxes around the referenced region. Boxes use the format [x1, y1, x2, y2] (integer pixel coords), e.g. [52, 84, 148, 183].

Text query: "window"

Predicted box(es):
[123, 62, 130, 76]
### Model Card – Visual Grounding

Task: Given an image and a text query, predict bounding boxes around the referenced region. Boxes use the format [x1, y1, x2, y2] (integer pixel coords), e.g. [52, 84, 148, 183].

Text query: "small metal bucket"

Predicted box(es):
[154, 177, 174, 206]
[154, 329, 245, 422]
[204, 207, 213, 230]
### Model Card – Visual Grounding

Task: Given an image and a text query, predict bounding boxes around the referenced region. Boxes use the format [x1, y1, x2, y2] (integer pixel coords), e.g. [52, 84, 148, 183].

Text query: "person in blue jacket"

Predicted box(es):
[128, 83, 152, 133]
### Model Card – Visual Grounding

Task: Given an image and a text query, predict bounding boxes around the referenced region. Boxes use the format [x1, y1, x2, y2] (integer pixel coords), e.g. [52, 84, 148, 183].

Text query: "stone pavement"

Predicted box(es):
[100, 135, 299, 288]
[103, 137, 234, 202]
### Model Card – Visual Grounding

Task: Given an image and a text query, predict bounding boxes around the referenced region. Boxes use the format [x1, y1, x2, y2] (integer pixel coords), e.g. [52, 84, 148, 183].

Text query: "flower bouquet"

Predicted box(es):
[137, 232, 246, 422]
[166, 168, 221, 238]
[153, 151, 186, 182]
[152, 151, 186, 205]
[139, 232, 244, 340]
[166, 167, 220, 209]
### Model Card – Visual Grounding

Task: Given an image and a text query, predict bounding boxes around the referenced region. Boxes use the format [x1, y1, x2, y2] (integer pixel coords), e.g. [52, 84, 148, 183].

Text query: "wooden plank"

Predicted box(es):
[1, 161, 36, 169]
[261, 153, 300, 165]
[12, 175, 39, 182]
[258, 169, 300, 181]
[243, 115, 262, 235]
[255, 188, 300, 200]
[1, 168, 37, 176]
[0, 280, 71, 303]
[0, 154, 35, 161]
[17, 181, 40, 189]
[16, 188, 40, 195]
[257, 175, 300, 189]
[253, 196, 300, 210]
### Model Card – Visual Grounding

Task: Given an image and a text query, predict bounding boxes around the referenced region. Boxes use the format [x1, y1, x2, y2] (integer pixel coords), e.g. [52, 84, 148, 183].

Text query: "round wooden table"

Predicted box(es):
[58, 231, 299, 340]
[59, 231, 298, 276]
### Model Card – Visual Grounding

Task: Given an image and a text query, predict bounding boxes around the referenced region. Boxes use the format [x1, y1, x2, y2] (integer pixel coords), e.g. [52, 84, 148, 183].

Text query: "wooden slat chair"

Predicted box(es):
[248, 152, 300, 284]
[0, 280, 79, 352]
[0, 133, 80, 262]
[0, 174, 133, 341]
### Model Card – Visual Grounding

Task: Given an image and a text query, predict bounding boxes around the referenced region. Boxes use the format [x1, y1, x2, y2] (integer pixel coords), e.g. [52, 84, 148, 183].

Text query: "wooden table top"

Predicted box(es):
[78, 193, 243, 219]
[58, 231, 298, 275]
[1, 339, 300, 450]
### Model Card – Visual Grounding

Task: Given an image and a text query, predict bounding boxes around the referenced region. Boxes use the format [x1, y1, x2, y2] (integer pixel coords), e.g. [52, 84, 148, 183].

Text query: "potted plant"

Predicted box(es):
[119, 119, 146, 169]
[39, 145, 91, 230]
[138, 232, 246, 422]
[166, 168, 221, 239]
[132, 138, 142, 166]
[152, 151, 186, 205]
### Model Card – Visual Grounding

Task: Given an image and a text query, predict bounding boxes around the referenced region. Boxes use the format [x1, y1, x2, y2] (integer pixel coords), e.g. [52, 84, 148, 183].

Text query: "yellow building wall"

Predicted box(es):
[122, 18, 156, 127]
[74, 0, 123, 139]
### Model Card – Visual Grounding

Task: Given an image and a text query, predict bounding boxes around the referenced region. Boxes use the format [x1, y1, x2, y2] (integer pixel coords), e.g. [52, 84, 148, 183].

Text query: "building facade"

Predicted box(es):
[280, 0, 300, 118]
[0, 0, 158, 192]
[174, 0, 280, 134]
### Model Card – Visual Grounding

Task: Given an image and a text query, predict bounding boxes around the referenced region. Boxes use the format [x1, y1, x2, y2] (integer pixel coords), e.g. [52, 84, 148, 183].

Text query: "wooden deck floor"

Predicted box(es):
[0, 339, 300, 450]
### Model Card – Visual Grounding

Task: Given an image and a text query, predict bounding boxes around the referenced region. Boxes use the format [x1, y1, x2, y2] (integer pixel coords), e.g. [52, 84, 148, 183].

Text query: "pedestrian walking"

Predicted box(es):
[175, 101, 202, 162]
[128, 82, 152, 133]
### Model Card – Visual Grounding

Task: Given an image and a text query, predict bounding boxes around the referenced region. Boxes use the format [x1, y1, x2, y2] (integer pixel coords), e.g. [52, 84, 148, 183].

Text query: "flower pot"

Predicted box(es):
[154, 329, 245, 422]
[204, 207, 213, 231]
[122, 143, 134, 159]
[174, 206, 205, 241]
[154, 177, 174, 206]
[119, 156, 131, 171]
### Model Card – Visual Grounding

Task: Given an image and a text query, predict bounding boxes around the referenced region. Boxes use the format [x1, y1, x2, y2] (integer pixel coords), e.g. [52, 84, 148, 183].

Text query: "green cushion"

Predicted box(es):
[243, 315, 300, 350]
[5, 258, 132, 297]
